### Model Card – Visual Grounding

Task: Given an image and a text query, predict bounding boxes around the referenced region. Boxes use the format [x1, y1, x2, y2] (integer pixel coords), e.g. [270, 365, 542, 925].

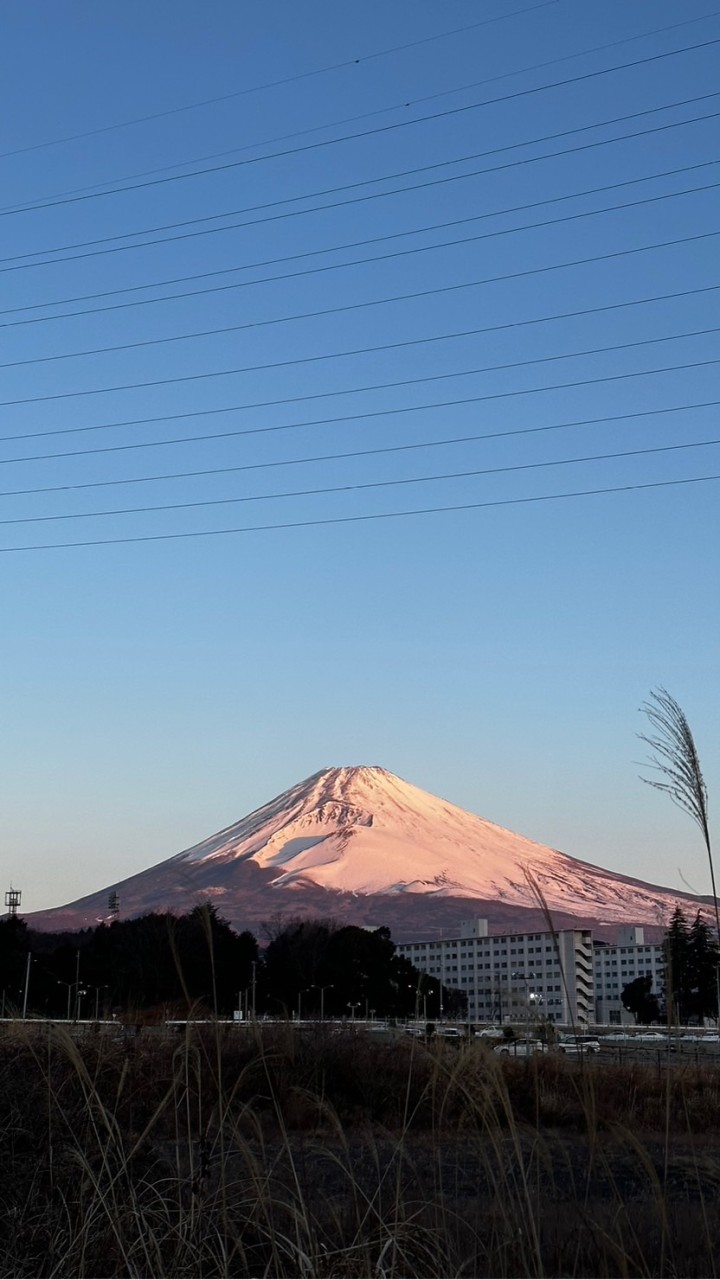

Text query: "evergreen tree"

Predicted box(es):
[664, 906, 691, 1022]
[663, 907, 719, 1024]
[687, 912, 719, 1022]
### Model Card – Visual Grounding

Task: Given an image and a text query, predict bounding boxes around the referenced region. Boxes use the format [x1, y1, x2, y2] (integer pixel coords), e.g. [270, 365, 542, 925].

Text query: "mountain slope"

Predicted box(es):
[26, 765, 713, 939]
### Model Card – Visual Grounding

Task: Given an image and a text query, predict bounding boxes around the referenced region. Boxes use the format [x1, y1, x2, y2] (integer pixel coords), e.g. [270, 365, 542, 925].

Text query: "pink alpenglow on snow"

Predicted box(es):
[26, 766, 714, 939]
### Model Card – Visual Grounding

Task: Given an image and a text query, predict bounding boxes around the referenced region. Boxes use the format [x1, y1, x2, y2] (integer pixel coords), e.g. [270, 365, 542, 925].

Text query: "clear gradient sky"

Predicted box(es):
[1, 1, 718, 915]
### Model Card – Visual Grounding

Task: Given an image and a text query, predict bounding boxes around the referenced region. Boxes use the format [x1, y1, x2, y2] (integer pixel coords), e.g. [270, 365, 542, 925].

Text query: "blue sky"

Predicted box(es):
[1, 0, 718, 914]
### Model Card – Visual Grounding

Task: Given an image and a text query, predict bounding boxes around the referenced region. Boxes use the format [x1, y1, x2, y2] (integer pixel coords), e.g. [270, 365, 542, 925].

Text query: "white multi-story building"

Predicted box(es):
[398, 919, 667, 1026]
[397, 917, 595, 1025]
[593, 926, 665, 1024]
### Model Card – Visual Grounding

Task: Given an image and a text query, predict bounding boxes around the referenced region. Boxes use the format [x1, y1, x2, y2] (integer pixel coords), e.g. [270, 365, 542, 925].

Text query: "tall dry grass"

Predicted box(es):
[0, 1020, 719, 1277]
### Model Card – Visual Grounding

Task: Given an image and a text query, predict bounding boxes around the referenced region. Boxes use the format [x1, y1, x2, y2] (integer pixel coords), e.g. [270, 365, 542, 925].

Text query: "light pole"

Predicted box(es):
[251, 961, 257, 1020]
[22, 954, 33, 1020]
[314, 984, 333, 1021]
[57, 980, 73, 1021]
[512, 971, 539, 1032]
[88, 984, 108, 1020]
[347, 1002, 360, 1023]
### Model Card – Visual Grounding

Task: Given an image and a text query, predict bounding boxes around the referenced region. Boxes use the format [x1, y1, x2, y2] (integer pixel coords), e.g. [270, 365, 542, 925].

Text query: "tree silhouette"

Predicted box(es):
[621, 975, 660, 1025]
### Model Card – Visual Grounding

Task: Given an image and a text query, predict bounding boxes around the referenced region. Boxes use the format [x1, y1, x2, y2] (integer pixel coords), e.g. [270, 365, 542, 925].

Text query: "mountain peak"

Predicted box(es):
[27, 765, 714, 939]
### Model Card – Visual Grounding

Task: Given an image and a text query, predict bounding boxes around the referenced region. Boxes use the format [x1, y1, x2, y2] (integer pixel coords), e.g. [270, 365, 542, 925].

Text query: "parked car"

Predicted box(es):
[474, 1027, 503, 1039]
[494, 1038, 547, 1057]
[437, 1027, 464, 1039]
[557, 1035, 601, 1055]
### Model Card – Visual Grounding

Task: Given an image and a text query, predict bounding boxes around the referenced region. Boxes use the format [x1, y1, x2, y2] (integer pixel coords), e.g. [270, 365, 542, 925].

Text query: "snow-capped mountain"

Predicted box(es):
[26, 766, 713, 939]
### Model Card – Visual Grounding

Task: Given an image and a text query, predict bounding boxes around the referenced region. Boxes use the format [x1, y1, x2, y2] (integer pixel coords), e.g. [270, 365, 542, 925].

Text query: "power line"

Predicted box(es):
[4, 281, 718, 448]
[0, 2, 561, 163]
[5, 92, 719, 273]
[10, 7, 719, 213]
[2, 178, 717, 372]
[3, 437, 719, 528]
[4, 33, 719, 221]
[3, 156, 717, 329]
[3, 359, 719, 469]
[2, 398, 717, 500]
[16, 5, 720, 212]
[2, 473, 717, 553]
[2, 228, 717, 407]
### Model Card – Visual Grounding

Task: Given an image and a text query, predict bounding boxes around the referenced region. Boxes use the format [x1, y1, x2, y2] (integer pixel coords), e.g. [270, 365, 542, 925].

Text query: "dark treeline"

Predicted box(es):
[664, 907, 720, 1023]
[621, 907, 720, 1025]
[0, 906, 462, 1021]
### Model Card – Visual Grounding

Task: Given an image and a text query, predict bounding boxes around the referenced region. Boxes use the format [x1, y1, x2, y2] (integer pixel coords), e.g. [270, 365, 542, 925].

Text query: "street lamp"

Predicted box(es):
[22, 954, 34, 1020]
[87, 984, 108, 1021]
[57, 979, 73, 1021]
[313, 984, 334, 1022]
[297, 987, 313, 1022]
[347, 1002, 360, 1022]
[423, 987, 436, 1022]
[512, 971, 540, 1031]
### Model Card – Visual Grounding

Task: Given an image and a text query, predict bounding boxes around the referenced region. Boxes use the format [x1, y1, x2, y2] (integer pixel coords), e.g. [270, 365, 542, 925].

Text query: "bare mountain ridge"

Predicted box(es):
[27, 765, 713, 940]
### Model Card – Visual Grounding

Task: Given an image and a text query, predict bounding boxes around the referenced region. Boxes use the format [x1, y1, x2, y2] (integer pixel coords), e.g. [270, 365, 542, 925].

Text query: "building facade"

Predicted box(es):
[592, 926, 665, 1024]
[398, 919, 669, 1026]
[397, 917, 595, 1025]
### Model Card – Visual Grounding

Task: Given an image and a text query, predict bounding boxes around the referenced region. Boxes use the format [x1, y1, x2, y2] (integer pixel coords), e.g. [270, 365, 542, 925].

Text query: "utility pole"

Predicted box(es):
[22, 954, 31, 1019]
[251, 961, 257, 1020]
[317, 984, 333, 1021]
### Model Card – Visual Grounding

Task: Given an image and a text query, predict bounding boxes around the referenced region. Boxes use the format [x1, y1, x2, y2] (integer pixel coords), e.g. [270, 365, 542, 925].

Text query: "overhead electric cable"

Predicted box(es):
[2, 179, 717, 371]
[9, 7, 719, 213]
[0, 1, 561, 162]
[1, 227, 717, 407]
[2, 359, 719, 468]
[1, 474, 718, 554]
[2, 398, 717, 500]
[3, 438, 719, 528]
[3, 157, 717, 329]
[3, 33, 719, 220]
[16, 4, 719, 210]
[5, 280, 718, 445]
[4, 94, 718, 278]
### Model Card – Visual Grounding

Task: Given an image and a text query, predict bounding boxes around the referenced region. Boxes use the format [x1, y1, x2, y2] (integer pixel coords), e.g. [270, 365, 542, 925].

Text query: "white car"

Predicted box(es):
[557, 1035, 601, 1055]
[474, 1027, 503, 1039]
[494, 1038, 547, 1057]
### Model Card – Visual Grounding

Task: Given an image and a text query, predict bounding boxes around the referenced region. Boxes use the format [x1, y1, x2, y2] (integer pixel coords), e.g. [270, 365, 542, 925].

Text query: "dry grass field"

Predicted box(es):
[1, 1020, 719, 1278]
